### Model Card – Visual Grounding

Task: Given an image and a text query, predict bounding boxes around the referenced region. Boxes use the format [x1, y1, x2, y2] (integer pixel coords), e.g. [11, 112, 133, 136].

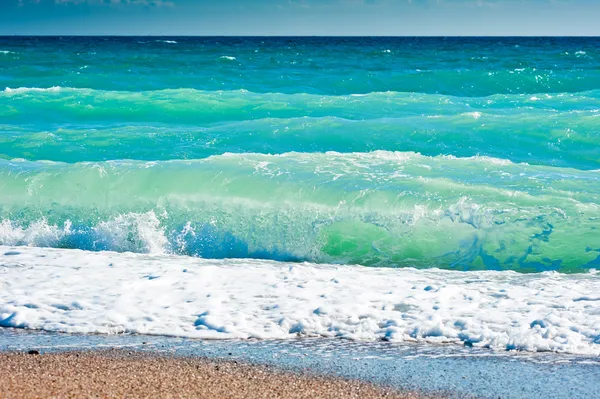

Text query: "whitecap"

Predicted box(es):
[464, 111, 482, 119]
[3, 86, 63, 94]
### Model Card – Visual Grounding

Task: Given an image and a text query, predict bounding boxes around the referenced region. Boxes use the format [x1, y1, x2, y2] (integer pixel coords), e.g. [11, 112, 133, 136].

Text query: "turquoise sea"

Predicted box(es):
[2, 37, 600, 359]
[1, 37, 599, 272]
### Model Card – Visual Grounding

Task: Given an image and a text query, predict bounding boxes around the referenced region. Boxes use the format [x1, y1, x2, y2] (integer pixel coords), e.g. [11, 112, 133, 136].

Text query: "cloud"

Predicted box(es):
[17, 0, 40, 5]
[54, 0, 174, 6]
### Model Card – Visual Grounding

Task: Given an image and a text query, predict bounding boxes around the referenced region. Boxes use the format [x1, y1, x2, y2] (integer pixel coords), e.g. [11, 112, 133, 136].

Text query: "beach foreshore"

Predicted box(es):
[1, 329, 600, 398]
[0, 350, 429, 399]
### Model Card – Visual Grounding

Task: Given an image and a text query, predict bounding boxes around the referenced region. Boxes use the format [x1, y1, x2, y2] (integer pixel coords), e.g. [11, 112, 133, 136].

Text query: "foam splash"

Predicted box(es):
[0, 212, 168, 255]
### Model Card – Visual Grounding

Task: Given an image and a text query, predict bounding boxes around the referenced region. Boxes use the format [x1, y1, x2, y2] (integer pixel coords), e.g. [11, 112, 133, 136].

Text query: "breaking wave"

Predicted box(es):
[1, 152, 598, 272]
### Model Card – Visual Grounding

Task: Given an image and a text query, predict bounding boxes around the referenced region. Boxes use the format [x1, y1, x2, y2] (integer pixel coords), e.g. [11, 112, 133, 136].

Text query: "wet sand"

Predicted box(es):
[0, 350, 432, 398]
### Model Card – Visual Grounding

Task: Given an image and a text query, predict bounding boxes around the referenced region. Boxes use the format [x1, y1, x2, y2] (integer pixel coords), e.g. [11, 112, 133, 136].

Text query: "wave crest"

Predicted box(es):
[1, 152, 598, 272]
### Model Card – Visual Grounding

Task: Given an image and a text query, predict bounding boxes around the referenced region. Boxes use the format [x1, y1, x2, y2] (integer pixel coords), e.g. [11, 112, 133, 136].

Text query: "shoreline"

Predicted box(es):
[0, 350, 428, 399]
[1, 329, 600, 398]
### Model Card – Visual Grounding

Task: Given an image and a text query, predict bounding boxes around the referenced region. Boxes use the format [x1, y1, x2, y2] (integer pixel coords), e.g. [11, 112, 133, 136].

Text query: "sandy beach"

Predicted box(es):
[0, 350, 431, 399]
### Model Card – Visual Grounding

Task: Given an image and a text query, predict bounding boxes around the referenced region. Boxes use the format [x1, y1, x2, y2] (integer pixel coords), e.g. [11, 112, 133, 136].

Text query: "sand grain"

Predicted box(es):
[0, 350, 431, 398]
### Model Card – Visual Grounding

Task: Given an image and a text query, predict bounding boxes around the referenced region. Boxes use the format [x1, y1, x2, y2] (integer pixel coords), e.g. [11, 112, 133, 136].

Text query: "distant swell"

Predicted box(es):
[3, 37, 600, 97]
[2, 87, 600, 170]
[4, 87, 599, 128]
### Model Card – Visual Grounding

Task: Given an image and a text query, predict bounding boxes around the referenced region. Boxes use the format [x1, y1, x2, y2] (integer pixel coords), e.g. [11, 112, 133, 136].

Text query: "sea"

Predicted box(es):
[0, 37, 599, 355]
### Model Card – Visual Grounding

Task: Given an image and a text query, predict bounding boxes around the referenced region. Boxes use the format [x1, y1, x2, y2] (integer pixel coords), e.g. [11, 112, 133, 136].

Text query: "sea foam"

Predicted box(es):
[3, 86, 63, 94]
[1, 246, 599, 355]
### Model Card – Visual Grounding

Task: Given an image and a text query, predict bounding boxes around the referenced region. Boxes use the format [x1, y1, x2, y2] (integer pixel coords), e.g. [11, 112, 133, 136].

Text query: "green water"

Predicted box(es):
[1, 37, 599, 271]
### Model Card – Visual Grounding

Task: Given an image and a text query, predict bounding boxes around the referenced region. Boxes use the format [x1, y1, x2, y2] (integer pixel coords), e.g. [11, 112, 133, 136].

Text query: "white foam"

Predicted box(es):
[3, 86, 63, 94]
[0, 219, 66, 248]
[1, 246, 599, 355]
[0, 211, 168, 254]
[464, 111, 482, 119]
[219, 56, 237, 61]
[219, 150, 518, 167]
[0, 50, 15, 55]
[93, 211, 168, 254]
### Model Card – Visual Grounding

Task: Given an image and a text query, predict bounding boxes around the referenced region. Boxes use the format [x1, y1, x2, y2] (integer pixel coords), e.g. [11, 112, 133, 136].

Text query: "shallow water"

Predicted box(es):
[1, 328, 599, 399]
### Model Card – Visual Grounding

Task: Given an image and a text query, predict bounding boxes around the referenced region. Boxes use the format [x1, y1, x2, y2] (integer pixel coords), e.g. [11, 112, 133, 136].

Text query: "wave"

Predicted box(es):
[2, 110, 600, 169]
[3, 87, 598, 124]
[1, 152, 598, 272]
[2, 86, 599, 168]
[6, 85, 600, 99]
[3, 60, 600, 98]
[3, 36, 600, 96]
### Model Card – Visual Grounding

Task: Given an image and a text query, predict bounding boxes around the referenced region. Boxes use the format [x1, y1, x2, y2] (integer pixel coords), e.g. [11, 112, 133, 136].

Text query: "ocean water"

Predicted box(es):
[1, 37, 599, 354]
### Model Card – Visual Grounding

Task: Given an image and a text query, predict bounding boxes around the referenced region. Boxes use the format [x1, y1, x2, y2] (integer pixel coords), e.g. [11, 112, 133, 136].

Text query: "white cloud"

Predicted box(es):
[18, 0, 41, 6]
[54, 0, 174, 6]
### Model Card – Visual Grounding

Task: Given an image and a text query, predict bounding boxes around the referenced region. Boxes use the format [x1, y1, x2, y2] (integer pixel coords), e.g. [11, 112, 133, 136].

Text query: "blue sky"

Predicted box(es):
[0, 0, 598, 36]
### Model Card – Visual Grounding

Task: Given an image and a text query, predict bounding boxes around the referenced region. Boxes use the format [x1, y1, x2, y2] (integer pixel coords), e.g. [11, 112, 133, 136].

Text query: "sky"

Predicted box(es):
[0, 0, 599, 36]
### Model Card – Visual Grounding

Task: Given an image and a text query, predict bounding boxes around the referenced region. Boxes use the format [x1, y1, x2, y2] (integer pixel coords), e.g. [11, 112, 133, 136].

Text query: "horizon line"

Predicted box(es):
[1, 34, 600, 38]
